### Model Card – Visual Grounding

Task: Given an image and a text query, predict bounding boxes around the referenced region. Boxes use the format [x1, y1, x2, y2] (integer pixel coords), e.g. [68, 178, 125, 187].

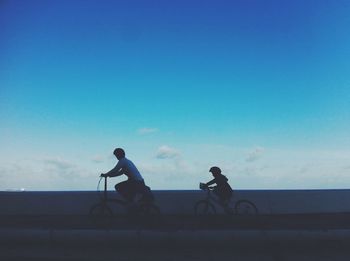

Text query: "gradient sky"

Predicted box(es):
[1, 0, 350, 191]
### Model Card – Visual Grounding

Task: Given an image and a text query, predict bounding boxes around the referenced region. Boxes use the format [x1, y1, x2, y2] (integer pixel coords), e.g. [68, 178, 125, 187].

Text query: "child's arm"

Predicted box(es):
[206, 178, 217, 186]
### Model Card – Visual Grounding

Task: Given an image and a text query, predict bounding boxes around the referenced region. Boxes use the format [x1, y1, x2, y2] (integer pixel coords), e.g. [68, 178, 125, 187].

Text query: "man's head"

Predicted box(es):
[113, 148, 125, 160]
[209, 166, 221, 177]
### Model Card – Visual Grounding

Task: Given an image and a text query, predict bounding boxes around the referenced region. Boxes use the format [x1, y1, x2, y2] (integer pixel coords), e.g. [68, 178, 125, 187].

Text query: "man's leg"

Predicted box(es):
[130, 181, 146, 202]
[140, 185, 154, 202]
[115, 181, 133, 202]
[128, 181, 153, 203]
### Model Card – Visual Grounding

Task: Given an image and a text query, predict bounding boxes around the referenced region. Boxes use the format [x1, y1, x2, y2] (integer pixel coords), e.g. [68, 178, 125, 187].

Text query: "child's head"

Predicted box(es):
[209, 166, 221, 177]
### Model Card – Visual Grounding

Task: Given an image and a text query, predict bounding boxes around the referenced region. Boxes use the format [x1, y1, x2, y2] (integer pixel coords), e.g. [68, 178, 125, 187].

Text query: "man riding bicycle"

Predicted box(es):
[101, 148, 153, 204]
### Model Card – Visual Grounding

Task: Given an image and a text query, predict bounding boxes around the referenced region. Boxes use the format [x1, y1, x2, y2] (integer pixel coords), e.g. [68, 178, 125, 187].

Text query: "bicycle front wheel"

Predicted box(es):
[234, 200, 258, 215]
[89, 203, 113, 227]
[194, 200, 216, 216]
[138, 204, 160, 216]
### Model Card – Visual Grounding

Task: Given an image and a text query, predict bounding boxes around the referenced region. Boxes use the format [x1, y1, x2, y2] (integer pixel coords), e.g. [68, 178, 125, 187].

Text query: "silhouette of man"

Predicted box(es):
[203, 166, 233, 204]
[101, 148, 152, 203]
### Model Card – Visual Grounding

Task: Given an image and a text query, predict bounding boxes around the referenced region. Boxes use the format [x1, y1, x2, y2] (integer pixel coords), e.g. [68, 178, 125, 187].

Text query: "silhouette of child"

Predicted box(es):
[204, 166, 233, 204]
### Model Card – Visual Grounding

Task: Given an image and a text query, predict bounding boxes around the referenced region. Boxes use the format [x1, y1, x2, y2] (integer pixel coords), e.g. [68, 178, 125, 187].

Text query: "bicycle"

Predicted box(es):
[89, 176, 160, 226]
[194, 183, 258, 216]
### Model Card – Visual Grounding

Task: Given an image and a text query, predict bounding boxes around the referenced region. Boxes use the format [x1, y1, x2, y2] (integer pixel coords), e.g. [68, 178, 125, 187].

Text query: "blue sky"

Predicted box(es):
[1, 0, 350, 190]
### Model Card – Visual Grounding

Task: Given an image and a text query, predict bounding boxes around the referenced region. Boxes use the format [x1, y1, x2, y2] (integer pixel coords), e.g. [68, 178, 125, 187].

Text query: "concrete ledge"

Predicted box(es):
[2, 189, 350, 216]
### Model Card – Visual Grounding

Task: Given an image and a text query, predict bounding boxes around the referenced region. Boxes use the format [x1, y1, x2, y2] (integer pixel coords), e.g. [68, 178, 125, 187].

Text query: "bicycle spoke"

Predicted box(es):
[235, 200, 258, 215]
[89, 203, 113, 227]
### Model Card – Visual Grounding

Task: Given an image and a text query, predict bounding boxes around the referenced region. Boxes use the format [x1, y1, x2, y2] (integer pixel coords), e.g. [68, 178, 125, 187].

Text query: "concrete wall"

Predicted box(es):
[1, 189, 350, 215]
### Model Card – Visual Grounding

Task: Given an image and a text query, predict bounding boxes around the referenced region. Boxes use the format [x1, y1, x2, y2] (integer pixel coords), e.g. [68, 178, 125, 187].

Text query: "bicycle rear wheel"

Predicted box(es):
[89, 202, 113, 227]
[234, 200, 258, 215]
[194, 200, 216, 216]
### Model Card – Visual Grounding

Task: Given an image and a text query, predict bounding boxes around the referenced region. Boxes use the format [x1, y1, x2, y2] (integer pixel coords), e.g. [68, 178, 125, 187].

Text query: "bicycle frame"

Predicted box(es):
[201, 187, 230, 209]
[98, 176, 126, 205]
[89, 177, 160, 225]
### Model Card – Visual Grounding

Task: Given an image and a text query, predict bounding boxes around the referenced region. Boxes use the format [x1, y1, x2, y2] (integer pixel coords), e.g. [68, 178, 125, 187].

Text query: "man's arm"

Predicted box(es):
[102, 160, 124, 177]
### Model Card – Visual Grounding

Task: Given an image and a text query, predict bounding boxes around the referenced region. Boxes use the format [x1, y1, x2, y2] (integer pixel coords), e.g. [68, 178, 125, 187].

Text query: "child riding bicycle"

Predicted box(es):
[201, 166, 233, 206]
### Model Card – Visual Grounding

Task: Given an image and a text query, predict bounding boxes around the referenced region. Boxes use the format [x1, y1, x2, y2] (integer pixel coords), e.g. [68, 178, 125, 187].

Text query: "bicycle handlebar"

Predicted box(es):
[199, 183, 214, 191]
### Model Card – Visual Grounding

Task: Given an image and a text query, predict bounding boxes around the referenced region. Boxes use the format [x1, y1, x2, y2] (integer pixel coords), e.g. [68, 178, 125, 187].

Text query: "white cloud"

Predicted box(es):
[44, 158, 76, 170]
[138, 157, 201, 189]
[0, 158, 97, 191]
[91, 155, 106, 163]
[43, 158, 88, 180]
[156, 145, 180, 159]
[246, 147, 265, 162]
[137, 127, 158, 135]
[2, 146, 350, 191]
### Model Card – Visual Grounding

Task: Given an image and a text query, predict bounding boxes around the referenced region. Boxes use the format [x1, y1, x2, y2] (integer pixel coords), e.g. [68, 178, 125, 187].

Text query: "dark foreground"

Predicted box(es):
[1, 241, 350, 261]
[1, 213, 350, 230]
[1, 213, 350, 260]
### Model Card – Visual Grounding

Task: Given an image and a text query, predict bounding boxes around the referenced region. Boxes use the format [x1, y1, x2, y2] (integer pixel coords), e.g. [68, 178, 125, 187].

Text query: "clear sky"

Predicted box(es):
[1, 0, 350, 191]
